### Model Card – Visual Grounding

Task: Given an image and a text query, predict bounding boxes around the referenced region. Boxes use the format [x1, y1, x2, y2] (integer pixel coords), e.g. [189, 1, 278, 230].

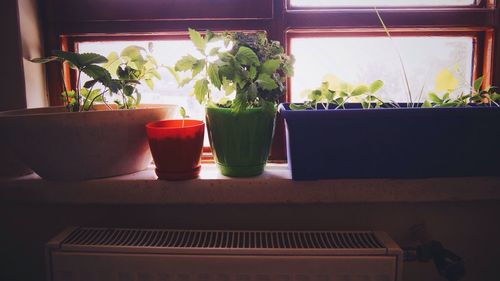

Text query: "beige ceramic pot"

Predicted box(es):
[0, 104, 177, 181]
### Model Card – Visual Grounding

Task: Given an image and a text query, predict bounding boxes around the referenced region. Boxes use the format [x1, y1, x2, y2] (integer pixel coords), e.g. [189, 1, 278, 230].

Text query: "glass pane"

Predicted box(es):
[290, 0, 476, 7]
[78, 40, 206, 120]
[290, 36, 474, 103]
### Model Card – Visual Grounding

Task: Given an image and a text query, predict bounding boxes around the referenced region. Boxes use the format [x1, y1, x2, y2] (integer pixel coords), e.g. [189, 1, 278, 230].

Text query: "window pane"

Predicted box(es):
[290, 0, 476, 7]
[78, 40, 206, 120]
[290, 36, 473, 103]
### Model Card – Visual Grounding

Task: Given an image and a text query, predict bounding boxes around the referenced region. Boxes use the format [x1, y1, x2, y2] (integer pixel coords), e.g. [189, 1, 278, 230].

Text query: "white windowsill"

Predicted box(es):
[1, 164, 499, 205]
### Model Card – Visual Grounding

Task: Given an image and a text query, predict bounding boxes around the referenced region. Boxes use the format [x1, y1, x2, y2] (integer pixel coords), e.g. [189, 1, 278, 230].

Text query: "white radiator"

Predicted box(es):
[46, 227, 403, 281]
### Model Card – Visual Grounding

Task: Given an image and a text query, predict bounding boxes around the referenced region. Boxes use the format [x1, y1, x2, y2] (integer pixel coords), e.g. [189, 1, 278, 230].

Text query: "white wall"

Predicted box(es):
[18, 0, 48, 108]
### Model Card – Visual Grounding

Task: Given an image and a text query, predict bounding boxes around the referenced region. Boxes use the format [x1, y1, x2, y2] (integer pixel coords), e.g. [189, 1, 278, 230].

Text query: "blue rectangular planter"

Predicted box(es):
[279, 103, 500, 180]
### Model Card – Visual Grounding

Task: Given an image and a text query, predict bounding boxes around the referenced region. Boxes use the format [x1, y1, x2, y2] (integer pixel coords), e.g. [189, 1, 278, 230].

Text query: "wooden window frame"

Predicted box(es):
[42, 0, 499, 161]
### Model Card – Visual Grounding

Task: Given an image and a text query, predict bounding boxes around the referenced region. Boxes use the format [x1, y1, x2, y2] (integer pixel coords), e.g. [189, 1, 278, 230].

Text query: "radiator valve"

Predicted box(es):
[404, 240, 465, 281]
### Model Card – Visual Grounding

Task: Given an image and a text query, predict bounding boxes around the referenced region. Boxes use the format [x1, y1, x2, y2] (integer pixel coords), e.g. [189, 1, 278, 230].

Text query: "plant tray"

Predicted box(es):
[279, 103, 500, 180]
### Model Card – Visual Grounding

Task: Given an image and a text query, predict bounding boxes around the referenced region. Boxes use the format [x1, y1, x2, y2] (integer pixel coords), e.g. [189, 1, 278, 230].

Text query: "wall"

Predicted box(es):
[0, 0, 47, 112]
[0, 0, 27, 111]
[1, 201, 499, 281]
[18, 0, 48, 108]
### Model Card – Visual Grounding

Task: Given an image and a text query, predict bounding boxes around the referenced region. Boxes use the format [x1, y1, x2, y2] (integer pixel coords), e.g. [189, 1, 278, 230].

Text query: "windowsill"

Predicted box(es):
[1, 164, 499, 205]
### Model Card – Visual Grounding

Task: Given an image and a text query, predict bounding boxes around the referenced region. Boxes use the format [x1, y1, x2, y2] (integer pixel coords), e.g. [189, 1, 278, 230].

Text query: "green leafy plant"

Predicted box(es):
[102, 44, 161, 109]
[290, 79, 386, 110]
[31, 44, 161, 112]
[31, 51, 110, 112]
[423, 73, 500, 108]
[168, 29, 294, 113]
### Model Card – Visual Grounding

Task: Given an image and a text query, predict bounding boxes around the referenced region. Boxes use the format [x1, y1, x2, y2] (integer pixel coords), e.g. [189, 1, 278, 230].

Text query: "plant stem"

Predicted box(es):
[375, 7, 413, 107]
[76, 70, 82, 111]
[60, 68, 71, 111]
[87, 89, 109, 110]
[82, 85, 95, 111]
[336, 96, 351, 110]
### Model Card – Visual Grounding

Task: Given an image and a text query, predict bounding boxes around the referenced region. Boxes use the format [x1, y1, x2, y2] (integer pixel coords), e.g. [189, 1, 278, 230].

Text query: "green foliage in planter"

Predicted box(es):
[102, 44, 161, 109]
[423, 72, 500, 108]
[31, 44, 161, 112]
[290, 79, 386, 110]
[168, 29, 295, 114]
[292, 72, 499, 110]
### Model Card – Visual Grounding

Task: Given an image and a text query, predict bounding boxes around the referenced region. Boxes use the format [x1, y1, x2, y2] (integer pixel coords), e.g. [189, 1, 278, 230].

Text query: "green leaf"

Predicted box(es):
[248, 83, 258, 101]
[180, 106, 188, 119]
[175, 55, 198, 72]
[123, 85, 135, 96]
[120, 45, 145, 61]
[78, 53, 108, 66]
[249, 66, 257, 80]
[179, 78, 192, 87]
[209, 47, 221, 56]
[474, 76, 484, 92]
[30, 56, 60, 64]
[490, 93, 500, 101]
[52, 50, 81, 69]
[208, 64, 222, 89]
[193, 79, 209, 104]
[83, 79, 98, 89]
[166, 66, 181, 84]
[369, 80, 384, 93]
[106, 79, 123, 93]
[189, 28, 206, 54]
[205, 30, 216, 42]
[308, 89, 322, 101]
[146, 55, 158, 67]
[351, 85, 369, 97]
[82, 65, 111, 81]
[103, 52, 121, 77]
[261, 59, 281, 74]
[256, 74, 277, 91]
[222, 77, 235, 95]
[236, 46, 260, 66]
[145, 79, 154, 90]
[191, 59, 205, 78]
[289, 104, 308, 110]
[428, 92, 442, 103]
[422, 100, 433, 108]
[149, 69, 161, 80]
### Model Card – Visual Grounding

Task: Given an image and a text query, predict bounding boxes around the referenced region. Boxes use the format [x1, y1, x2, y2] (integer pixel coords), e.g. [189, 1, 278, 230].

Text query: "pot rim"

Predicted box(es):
[0, 104, 177, 118]
[146, 119, 205, 130]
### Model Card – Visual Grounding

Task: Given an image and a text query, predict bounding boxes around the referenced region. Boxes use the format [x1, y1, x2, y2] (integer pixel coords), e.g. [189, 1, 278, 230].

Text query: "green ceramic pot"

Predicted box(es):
[206, 106, 276, 177]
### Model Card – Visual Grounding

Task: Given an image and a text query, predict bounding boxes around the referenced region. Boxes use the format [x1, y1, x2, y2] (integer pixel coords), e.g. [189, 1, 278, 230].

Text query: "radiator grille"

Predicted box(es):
[61, 228, 385, 249]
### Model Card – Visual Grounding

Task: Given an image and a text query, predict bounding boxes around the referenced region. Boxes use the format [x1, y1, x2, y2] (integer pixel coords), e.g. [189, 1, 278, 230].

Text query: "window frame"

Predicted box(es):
[42, 0, 499, 161]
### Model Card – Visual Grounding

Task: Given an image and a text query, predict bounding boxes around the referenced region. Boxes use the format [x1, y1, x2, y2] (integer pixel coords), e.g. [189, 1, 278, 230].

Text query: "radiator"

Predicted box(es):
[46, 227, 403, 281]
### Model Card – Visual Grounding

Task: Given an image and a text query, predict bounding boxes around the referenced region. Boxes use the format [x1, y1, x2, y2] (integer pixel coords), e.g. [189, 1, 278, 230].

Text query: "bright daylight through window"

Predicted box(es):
[290, 36, 473, 103]
[290, 0, 476, 7]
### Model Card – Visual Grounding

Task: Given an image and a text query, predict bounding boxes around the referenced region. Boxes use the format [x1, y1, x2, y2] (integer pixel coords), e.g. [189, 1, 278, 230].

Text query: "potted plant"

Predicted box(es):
[146, 109, 205, 181]
[168, 29, 294, 177]
[0, 46, 177, 181]
[279, 74, 500, 180]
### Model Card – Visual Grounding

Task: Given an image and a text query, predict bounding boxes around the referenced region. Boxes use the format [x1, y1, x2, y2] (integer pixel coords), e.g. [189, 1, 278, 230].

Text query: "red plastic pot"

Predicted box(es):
[146, 119, 205, 180]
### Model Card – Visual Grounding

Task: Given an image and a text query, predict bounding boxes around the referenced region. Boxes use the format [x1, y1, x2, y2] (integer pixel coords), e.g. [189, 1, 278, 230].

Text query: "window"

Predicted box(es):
[42, 0, 499, 160]
[290, 35, 474, 103]
[290, 0, 477, 8]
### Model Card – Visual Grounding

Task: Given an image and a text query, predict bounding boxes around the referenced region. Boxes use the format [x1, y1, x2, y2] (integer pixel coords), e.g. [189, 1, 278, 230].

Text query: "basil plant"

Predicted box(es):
[168, 29, 295, 113]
